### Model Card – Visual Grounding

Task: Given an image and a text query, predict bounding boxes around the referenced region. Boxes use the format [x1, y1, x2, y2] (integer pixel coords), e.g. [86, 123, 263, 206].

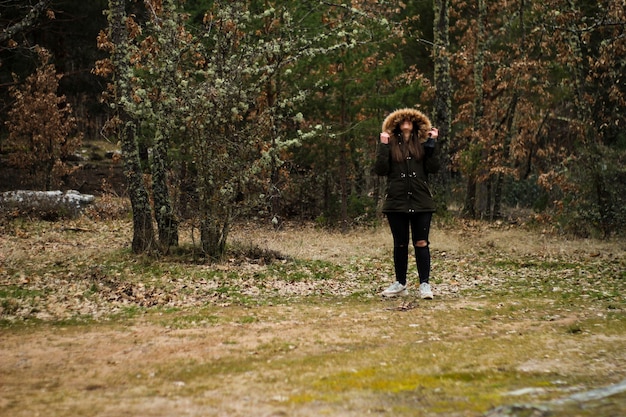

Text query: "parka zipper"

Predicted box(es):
[404, 157, 414, 212]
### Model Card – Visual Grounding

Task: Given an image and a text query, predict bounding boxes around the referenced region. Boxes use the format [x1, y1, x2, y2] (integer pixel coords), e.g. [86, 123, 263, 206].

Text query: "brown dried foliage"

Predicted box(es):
[5, 47, 82, 190]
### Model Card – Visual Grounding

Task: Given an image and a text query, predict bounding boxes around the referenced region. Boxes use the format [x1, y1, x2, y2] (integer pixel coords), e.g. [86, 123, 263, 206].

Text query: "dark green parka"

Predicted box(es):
[374, 108, 440, 214]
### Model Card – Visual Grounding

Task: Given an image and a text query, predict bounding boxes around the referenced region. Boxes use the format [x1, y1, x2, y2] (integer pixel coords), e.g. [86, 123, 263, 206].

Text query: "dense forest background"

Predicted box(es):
[1, 0, 624, 255]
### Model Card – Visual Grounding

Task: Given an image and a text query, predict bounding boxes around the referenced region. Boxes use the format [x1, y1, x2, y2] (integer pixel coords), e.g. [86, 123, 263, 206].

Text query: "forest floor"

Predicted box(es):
[0, 214, 625, 417]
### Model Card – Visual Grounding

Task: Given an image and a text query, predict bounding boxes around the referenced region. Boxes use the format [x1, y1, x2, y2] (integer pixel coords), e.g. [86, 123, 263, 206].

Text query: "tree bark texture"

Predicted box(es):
[492, 93, 519, 220]
[565, 0, 616, 237]
[151, 127, 179, 251]
[121, 122, 157, 253]
[462, 0, 486, 218]
[200, 212, 230, 262]
[432, 0, 452, 211]
[109, 0, 156, 254]
[195, 136, 231, 261]
[198, 180, 231, 261]
[0, 0, 51, 44]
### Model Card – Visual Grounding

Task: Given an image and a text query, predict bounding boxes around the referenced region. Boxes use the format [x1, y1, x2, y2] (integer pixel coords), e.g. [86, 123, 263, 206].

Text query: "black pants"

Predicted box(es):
[386, 212, 432, 286]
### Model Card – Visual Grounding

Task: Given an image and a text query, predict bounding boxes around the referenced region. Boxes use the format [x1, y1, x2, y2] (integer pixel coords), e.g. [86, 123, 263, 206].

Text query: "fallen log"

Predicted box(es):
[0, 190, 95, 218]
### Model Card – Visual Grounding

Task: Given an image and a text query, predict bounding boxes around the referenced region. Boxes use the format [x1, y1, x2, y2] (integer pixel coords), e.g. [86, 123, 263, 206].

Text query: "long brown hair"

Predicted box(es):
[388, 121, 425, 162]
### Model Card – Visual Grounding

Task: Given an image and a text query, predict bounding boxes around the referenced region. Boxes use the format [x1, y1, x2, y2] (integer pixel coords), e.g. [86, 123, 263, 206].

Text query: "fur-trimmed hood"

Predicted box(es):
[382, 108, 431, 143]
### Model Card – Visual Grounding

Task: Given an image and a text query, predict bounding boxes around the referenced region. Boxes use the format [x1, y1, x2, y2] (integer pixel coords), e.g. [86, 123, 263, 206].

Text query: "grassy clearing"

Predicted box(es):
[0, 216, 625, 416]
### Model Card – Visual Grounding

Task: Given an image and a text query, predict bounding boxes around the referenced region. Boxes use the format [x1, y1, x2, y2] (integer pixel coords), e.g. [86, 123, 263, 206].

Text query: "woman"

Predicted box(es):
[374, 108, 440, 299]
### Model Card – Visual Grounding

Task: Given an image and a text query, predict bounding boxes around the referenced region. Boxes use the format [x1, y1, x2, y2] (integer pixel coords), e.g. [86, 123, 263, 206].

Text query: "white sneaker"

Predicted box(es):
[382, 281, 408, 297]
[419, 282, 433, 299]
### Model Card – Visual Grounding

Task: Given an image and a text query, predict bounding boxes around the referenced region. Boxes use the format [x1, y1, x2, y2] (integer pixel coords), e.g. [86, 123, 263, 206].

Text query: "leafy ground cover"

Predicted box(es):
[0, 216, 624, 416]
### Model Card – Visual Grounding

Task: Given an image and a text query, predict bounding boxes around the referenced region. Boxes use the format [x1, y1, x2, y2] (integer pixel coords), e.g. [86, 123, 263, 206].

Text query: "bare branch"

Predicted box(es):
[0, 0, 52, 45]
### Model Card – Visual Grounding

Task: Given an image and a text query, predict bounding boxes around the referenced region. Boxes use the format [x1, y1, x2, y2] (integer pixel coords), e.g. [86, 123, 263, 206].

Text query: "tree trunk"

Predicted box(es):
[492, 173, 504, 220]
[195, 136, 231, 261]
[565, 0, 614, 238]
[200, 211, 230, 261]
[337, 42, 350, 233]
[493, 93, 519, 220]
[198, 182, 231, 261]
[339, 74, 349, 233]
[485, 178, 492, 219]
[432, 0, 452, 211]
[266, 77, 283, 230]
[594, 172, 613, 238]
[339, 143, 349, 233]
[151, 127, 179, 251]
[109, 0, 156, 254]
[121, 122, 157, 253]
[462, 0, 486, 218]
[44, 158, 54, 191]
[463, 175, 477, 218]
[269, 160, 282, 229]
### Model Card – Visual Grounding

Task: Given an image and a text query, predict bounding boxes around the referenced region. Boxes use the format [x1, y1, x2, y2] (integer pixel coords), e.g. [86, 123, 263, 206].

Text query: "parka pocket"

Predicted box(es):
[420, 180, 434, 198]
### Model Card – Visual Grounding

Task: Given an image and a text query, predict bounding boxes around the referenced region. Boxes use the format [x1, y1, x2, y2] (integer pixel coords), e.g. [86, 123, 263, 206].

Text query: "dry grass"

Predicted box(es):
[230, 222, 392, 260]
[0, 215, 625, 417]
[232, 218, 625, 261]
